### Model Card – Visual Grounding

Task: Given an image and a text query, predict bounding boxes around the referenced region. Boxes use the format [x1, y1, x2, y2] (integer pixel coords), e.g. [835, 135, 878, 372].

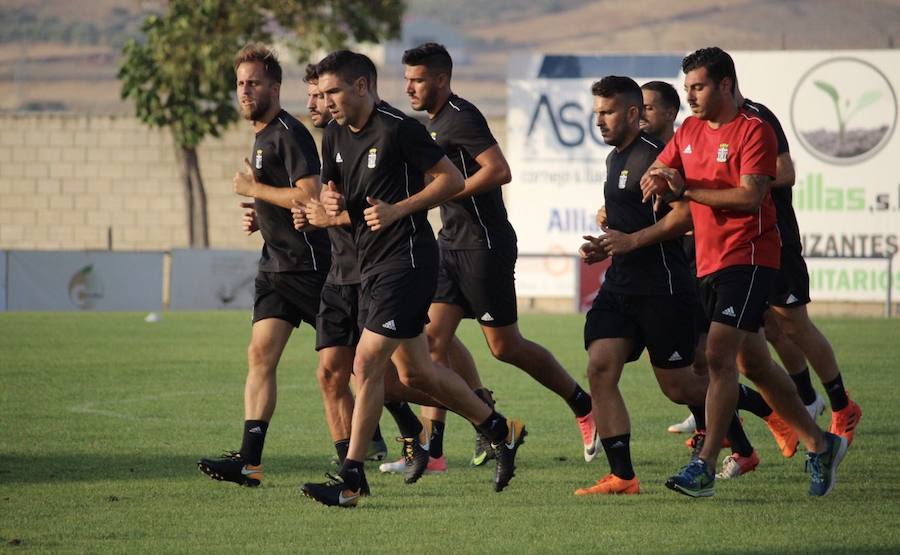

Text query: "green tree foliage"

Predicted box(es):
[118, 0, 403, 247]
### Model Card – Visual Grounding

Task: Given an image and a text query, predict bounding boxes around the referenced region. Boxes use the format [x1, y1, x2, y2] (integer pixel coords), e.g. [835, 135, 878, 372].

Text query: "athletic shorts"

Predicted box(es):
[359, 265, 437, 339]
[433, 247, 517, 327]
[252, 270, 325, 328]
[583, 287, 697, 369]
[315, 282, 362, 351]
[698, 265, 778, 332]
[769, 243, 811, 308]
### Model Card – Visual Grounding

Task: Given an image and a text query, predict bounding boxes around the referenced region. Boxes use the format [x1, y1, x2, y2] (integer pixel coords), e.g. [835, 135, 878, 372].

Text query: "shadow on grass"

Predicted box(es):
[2, 453, 335, 485]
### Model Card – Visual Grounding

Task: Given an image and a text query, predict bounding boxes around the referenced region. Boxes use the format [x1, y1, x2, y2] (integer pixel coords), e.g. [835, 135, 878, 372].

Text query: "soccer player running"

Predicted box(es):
[197, 44, 331, 487]
[574, 75, 728, 495]
[736, 88, 862, 444]
[402, 43, 598, 465]
[301, 51, 526, 507]
[641, 47, 848, 497]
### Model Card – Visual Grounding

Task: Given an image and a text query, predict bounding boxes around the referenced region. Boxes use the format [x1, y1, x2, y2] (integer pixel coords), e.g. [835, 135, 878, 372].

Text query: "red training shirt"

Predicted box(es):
[657, 109, 780, 277]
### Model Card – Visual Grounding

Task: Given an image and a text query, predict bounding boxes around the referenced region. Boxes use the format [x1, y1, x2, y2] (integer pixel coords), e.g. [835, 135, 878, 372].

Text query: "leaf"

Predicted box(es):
[813, 80, 840, 103]
[854, 89, 883, 113]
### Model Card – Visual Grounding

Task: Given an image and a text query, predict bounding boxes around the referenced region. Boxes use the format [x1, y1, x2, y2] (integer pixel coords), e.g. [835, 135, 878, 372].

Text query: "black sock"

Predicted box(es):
[688, 405, 706, 431]
[726, 411, 754, 458]
[790, 367, 818, 405]
[474, 388, 495, 409]
[601, 434, 635, 480]
[566, 384, 592, 418]
[339, 458, 364, 491]
[239, 420, 268, 466]
[822, 374, 849, 411]
[372, 424, 384, 443]
[334, 439, 350, 464]
[737, 384, 772, 419]
[384, 401, 423, 439]
[476, 411, 509, 444]
[429, 420, 445, 459]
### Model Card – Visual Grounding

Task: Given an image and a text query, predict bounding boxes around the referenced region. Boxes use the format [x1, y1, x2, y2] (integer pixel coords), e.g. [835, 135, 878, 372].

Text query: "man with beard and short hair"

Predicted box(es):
[401, 42, 598, 466]
[641, 47, 848, 497]
[640, 80, 680, 144]
[197, 43, 330, 486]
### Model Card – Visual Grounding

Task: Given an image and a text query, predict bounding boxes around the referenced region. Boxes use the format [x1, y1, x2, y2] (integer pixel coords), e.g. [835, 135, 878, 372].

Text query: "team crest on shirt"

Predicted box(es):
[430, 131, 438, 141]
[618, 170, 628, 189]
[717, 143, 729, 162]
[367, 148, 377, 168]
[255, 149, 263, 169]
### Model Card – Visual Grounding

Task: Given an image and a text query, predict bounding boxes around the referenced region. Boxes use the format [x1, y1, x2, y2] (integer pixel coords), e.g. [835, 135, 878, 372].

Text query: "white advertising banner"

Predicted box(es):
[169, 249, 259, 310]
[506, 51, 900, 302]
[7, 251, 163, 311]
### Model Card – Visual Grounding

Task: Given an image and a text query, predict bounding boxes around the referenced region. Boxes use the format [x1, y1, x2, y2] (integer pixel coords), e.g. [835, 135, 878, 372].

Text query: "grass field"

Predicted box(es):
[2, 312, 899, 553]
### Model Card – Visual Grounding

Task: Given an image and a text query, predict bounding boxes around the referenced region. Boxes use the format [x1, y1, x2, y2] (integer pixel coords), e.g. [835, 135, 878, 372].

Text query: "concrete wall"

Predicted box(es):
[0, 113, 507, 252]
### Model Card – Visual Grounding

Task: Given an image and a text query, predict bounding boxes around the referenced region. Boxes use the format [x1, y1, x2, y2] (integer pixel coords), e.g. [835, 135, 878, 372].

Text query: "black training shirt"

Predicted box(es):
[252, 110, 331, 273]
[602, 131, 693, 295]
[321, 119, 361, 286]
[321, 101, 444, 278]
[743, 99, 801, 248]
[428, 94, 517, 251]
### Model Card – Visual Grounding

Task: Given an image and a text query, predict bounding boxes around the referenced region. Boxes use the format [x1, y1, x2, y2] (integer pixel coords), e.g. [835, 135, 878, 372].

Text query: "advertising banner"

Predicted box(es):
[169, 249, 259, 310]
[7, 251, 163, 311]
[507, 51, 900, 303]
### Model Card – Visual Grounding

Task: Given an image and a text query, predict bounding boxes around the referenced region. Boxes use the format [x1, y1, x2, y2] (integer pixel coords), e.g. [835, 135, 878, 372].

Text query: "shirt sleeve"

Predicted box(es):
[281, 126, 321, 184]
[397, 117, 448, 174]
[451, 108, 498, 160]
[656, 124, 684, 170]
[740, 121, 777, 178]
[320, 128, 338, 186]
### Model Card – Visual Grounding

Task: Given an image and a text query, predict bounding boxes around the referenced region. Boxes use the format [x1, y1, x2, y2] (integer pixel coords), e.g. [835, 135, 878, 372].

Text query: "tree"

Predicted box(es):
[119, 0, 403, 247]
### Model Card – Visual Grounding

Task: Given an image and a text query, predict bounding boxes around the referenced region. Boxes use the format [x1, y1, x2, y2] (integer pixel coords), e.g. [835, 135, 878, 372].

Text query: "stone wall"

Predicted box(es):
[0, 112, 510, 252]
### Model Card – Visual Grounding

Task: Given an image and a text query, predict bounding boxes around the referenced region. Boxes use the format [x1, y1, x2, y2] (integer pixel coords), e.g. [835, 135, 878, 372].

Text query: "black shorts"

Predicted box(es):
[691, 280, 711, 334]
[360, 265, 437, 339]
[698, 265, 778, 332]
[433, 247, 518, 327]
[252, 270, 325, 328]
[769, 243, 811, 307]
[583, 287, 697, 369]
[315, 282, 362, 351]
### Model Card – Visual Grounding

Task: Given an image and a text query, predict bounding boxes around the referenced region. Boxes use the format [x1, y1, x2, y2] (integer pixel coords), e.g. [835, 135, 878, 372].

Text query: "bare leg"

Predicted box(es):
[482, 323, 578, 399]
[244, 318, 293, 421]
[317, 346, 355, 442]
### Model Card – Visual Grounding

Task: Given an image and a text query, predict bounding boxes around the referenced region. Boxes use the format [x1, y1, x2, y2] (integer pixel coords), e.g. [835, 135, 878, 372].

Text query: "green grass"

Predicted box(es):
[2, 312, 899, 553]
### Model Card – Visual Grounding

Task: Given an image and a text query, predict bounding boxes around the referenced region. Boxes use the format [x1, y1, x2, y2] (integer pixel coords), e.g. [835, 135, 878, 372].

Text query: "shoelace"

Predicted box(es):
[220, 450, 242, 461]
[683, 460, 709, 482]
[805, 455, 824, 484]
[322, 472, 345, 487]
[398, 437, 416, 462]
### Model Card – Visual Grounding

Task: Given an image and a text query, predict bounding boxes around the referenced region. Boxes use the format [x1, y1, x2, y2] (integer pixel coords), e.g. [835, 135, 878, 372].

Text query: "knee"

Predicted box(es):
[586, 360, 617, 383]
[488, 336, 519, 364]
[316, 361, 348, 393]
[247, 342, 274, 374]
[659, 381, 690, 404]
[398, 371, 430, 392]
[705, 348, 734, 376]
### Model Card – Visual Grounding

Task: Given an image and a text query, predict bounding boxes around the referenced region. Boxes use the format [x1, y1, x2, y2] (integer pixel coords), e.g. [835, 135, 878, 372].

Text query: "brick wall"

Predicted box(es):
[0, 113, 507, 252]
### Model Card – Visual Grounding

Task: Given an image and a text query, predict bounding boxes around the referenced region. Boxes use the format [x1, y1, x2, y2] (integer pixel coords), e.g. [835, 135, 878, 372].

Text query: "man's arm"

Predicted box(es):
[233, 158, 321, 209]
[599, 200, 693, 256]
[448, 144, 511, 201]
[363, 156, 464, 231]
[684, 174, 771, 212]
[771, 153, 795, 188]
[293, 198, 350, 231]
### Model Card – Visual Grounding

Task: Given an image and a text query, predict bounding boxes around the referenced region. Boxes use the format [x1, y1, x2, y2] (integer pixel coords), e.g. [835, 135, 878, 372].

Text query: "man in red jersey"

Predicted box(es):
[640, 47, 847, 497]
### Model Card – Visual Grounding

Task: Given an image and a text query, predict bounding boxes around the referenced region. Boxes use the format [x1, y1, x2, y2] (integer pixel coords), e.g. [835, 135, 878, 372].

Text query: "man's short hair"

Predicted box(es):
[303, 63, 318, 84]
[401, 42, 453, 77]
[682, 47, 736, 94]
[641, 81, 681, 112]
[234, 43, 282, 84]
[316, 50, 377, 88]
[591, 75, 643, 110]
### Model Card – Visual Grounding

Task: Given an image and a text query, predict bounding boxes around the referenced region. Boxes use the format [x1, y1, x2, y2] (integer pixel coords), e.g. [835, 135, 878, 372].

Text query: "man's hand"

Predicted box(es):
[579, 235, 609, 265]
[321, 180, 344, 217]
[599, 227, 638, 256]
[240, 201, 258, 235]
[596, 205, 607, 228]
[233, 158, 258, 197]
[300, 198, 332, 228]
[363, 196, 405, 231]
[290, 200, 309, 231]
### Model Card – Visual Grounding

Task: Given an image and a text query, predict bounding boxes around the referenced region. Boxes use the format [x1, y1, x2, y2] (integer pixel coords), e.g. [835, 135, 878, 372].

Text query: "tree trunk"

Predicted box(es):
[174, 144, 195, 247]
[174, 143, 210, 248]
